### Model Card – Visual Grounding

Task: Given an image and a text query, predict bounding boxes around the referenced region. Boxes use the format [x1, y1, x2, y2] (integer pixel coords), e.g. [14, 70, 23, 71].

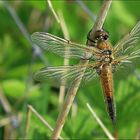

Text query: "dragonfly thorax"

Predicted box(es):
[99, 52, 113, 63]
[96, 40, 113, 63]
[95, 30, 113, 63]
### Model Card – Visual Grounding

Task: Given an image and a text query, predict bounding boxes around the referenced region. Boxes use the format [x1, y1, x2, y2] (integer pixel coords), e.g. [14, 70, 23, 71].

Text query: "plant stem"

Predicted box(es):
[47, 0, 60, 23]
[26, 105, 63, 139]
[51, 0, 112, 139]
[24, 106, 32, 139]
[87, 103, 115, 140]
[58, 11, 70, 106]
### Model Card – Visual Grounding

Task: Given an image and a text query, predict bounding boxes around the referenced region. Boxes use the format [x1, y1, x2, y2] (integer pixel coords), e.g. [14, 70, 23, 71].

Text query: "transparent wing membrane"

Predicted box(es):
[113, 21, 140, 55]
[112, 21, 140, 76]
[113, 52, 140, 64]
[32, 21, 140, 87]
[31, 32, 101, 59]
[112, 52, 140, 80]
[34, 63, 98, 86]
[113, 61, 136, 81]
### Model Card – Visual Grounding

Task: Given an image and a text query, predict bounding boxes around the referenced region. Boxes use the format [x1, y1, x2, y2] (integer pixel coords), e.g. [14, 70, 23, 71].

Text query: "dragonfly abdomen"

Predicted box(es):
[100, 64, 116, 123]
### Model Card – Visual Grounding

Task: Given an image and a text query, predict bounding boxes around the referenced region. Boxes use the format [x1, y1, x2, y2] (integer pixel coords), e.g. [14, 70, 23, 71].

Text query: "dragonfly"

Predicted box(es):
[31, 21, 140, 123]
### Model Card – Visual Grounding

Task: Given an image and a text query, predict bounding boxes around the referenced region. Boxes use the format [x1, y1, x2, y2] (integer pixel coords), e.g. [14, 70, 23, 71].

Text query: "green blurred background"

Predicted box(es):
[0, 0, 140, 139]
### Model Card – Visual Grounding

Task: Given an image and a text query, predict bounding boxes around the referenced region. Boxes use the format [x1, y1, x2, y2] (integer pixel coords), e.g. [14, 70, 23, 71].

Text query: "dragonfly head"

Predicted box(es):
[87, 29, 109, 45]
[95, 29, 109, 41]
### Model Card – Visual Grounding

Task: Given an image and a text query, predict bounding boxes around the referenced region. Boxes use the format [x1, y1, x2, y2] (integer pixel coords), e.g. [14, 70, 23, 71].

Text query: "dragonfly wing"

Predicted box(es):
[112, 21, 140, 79]
[113, 20, 140, 55]
[31, 32, 101, 59]
[34, 63, 98, 86]
[112, 54, 140, 81]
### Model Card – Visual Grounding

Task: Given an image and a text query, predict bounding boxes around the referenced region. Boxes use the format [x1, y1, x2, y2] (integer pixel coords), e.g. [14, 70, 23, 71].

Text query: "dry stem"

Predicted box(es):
[47, 2, 70, 105]
[51, 0, 112, 139]
[76, 0, 96, 21]
[87, 103, 115, 140]
[24, 105, 63, 139]
[0, 118, 11, 127]
[24, 106, 32, 139]
[0, 87, 12, 114]
[47, 0, 60, 23]
[58, 11, 70, 105]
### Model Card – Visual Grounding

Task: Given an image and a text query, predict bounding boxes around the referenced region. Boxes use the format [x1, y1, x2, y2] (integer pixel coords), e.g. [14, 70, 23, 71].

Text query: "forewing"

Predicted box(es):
[34, 63, 98, 86]
[31, 32, 101, 59]
[113, 20, 140, 56]
[112, 21, 140, 79]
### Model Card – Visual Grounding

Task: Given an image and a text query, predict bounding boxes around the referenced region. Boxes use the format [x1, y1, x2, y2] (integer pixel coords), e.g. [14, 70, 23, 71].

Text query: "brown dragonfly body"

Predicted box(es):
[100, 63, 114, 122]
[89, 31, 115, 122]
[32, 21, 140, 123]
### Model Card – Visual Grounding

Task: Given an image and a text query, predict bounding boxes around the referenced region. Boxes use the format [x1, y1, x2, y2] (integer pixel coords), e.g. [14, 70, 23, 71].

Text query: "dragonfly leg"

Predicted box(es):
[96, 65, 102, 75]
[112, 64, 116, 73]
[111, 61, 120, 73]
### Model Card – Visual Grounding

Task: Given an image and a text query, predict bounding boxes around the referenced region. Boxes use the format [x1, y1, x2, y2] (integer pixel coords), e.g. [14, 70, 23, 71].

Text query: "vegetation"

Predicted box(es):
[0, 0, 140, 139]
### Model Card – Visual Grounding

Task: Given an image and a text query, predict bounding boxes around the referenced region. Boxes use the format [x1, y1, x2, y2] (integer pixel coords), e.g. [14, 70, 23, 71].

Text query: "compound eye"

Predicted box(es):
[104, 34, 108, 40]
[96, 34, 103, 40]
